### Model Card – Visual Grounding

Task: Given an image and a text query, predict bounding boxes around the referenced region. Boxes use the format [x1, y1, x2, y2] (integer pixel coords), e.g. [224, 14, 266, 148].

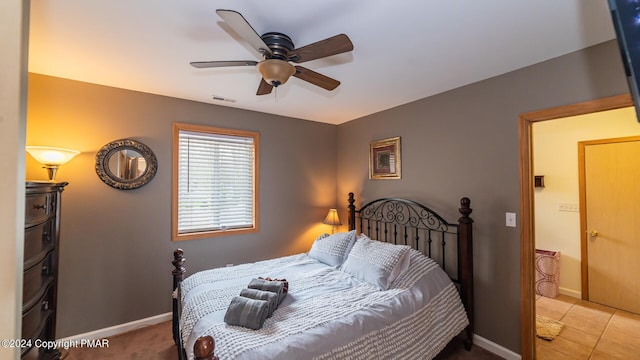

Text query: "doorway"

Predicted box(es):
[518, 94, 634, 359]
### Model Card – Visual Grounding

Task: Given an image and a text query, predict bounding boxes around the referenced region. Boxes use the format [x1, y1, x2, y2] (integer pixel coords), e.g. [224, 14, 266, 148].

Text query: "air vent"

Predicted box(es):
[211, 95, 236, 103]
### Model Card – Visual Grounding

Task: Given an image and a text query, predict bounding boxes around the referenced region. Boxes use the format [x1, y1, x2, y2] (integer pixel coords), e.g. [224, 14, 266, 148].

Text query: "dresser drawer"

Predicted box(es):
[22, 285, 54, 341]
[23, 252, 55, 306]
[20, 321, 50, 360]
[20, 307, 59, 360]
[25, 193, 54, 226]
[24, 220, 55, 268]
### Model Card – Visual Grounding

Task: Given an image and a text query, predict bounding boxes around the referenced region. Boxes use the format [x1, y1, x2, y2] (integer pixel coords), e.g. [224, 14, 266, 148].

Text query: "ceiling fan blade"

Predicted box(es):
[293, 66, 340, 91]
[289, 34, 353, 63]
[216, 9, 272, 58]
[256, 79, 273, 95]
[190, 60, 258, 68]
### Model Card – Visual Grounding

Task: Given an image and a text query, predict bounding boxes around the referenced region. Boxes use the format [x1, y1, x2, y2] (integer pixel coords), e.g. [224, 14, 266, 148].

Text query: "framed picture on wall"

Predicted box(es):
[369, 136, 401, 179]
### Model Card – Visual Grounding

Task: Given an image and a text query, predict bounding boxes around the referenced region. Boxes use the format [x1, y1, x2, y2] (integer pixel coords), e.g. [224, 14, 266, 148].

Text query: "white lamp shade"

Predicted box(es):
[322, 208, 342, 226]
[26, 146, 80, 166]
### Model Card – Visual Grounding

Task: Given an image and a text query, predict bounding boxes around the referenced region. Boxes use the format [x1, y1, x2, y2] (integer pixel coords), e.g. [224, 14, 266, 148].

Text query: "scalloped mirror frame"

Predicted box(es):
[95, 139, 158, 190]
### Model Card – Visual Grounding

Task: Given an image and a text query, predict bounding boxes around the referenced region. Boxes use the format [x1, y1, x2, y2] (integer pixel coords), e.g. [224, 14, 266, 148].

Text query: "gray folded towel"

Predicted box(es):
[248, 278, 286, 305]
[223, 296, 269, 330]
[239, 288, 278, 317]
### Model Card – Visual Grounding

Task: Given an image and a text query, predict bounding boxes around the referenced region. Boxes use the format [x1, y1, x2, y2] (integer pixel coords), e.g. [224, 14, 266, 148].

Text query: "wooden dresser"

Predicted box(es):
[23, 182, 68, 360]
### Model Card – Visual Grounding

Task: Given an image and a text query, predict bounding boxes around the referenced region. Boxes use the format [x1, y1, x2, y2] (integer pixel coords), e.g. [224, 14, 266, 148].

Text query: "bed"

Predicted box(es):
[171, 193, 474, 360]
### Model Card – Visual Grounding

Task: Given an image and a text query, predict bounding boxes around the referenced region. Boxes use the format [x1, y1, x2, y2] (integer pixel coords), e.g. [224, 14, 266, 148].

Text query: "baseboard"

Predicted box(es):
[58, 312, 172, 342]
[559, 287, 581, 299]
[474, 334, 521, 360]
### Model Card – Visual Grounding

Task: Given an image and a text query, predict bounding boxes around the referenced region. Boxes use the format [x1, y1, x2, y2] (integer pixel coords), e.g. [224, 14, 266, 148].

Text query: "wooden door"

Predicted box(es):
[579, 136, 640, 314]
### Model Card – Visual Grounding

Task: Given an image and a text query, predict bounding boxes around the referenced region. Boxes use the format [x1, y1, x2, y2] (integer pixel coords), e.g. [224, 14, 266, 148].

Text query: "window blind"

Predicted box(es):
[177, 129, 256, 234]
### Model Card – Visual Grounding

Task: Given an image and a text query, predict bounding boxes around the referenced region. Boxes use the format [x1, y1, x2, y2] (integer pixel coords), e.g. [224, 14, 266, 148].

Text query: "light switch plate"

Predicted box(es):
[558, 203, 580, 212]
[506, 212, 517, 227]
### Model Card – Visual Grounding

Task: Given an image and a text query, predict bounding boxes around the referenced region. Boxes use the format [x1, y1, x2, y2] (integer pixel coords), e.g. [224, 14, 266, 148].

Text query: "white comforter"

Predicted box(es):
[180, 249, 468, 360]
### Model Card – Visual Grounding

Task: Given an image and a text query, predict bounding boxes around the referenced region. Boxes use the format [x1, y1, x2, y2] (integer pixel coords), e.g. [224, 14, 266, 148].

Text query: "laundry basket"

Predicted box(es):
[535, 249, 561, 298]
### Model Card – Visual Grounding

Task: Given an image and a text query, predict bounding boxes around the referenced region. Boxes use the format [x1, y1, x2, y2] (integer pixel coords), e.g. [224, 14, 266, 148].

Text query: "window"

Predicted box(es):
[172, 123, 259, 241]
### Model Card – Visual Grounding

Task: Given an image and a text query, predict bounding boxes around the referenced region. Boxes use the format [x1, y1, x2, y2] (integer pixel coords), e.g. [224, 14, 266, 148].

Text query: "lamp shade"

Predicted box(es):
[256, 59, 296, 87]
[26, 146, 80, 181]
[26, 146, 80, 166]
[322, 208, 342, 226]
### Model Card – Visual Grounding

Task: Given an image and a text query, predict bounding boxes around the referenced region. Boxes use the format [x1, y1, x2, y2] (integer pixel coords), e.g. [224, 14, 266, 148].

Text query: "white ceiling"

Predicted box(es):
[28, 1, 617, 125]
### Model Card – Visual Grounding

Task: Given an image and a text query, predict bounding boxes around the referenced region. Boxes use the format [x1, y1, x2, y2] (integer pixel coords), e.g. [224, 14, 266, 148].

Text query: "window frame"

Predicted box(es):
[172, 122, 260, 241]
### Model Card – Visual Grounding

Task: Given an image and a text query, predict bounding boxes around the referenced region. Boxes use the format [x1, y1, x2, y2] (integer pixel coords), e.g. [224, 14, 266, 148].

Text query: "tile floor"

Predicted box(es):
[535, 294, 640, 359]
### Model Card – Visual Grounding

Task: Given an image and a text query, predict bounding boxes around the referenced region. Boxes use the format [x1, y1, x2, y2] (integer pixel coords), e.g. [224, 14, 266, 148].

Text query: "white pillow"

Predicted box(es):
[308, 230, 356, 267]
[340, 234, 410, 290]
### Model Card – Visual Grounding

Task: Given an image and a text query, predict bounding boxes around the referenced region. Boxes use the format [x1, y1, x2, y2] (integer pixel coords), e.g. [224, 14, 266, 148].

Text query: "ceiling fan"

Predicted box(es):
[190, 9, 354, 95]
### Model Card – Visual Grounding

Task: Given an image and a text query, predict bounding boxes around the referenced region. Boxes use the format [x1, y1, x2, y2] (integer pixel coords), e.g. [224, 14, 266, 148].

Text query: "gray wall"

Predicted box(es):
[336, 40, 629, 353]
[26, 74, 337, 337]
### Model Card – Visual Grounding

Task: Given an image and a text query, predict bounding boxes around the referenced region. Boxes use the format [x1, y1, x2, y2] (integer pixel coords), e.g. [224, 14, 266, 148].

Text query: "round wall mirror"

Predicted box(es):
[95, 139, 158, 190]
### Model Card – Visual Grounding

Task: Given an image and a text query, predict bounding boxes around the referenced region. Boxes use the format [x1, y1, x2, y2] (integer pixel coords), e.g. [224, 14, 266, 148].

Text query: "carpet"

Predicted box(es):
[61, 321, 503, 360]
[536, 315, 563, 341]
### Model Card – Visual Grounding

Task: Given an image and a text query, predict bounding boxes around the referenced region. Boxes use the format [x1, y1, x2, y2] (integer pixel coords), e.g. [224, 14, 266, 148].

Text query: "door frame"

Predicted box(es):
[518, 94, 632, 359]
[578, 135, 640, 301]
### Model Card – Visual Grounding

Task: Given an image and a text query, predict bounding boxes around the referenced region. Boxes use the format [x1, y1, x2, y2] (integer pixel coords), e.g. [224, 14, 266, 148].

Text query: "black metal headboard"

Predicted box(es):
[347, 192, 475, 350]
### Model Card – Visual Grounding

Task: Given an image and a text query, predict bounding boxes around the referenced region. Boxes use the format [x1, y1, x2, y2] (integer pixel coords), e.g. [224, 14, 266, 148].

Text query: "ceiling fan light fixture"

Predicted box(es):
[256, 59, 295, 87]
